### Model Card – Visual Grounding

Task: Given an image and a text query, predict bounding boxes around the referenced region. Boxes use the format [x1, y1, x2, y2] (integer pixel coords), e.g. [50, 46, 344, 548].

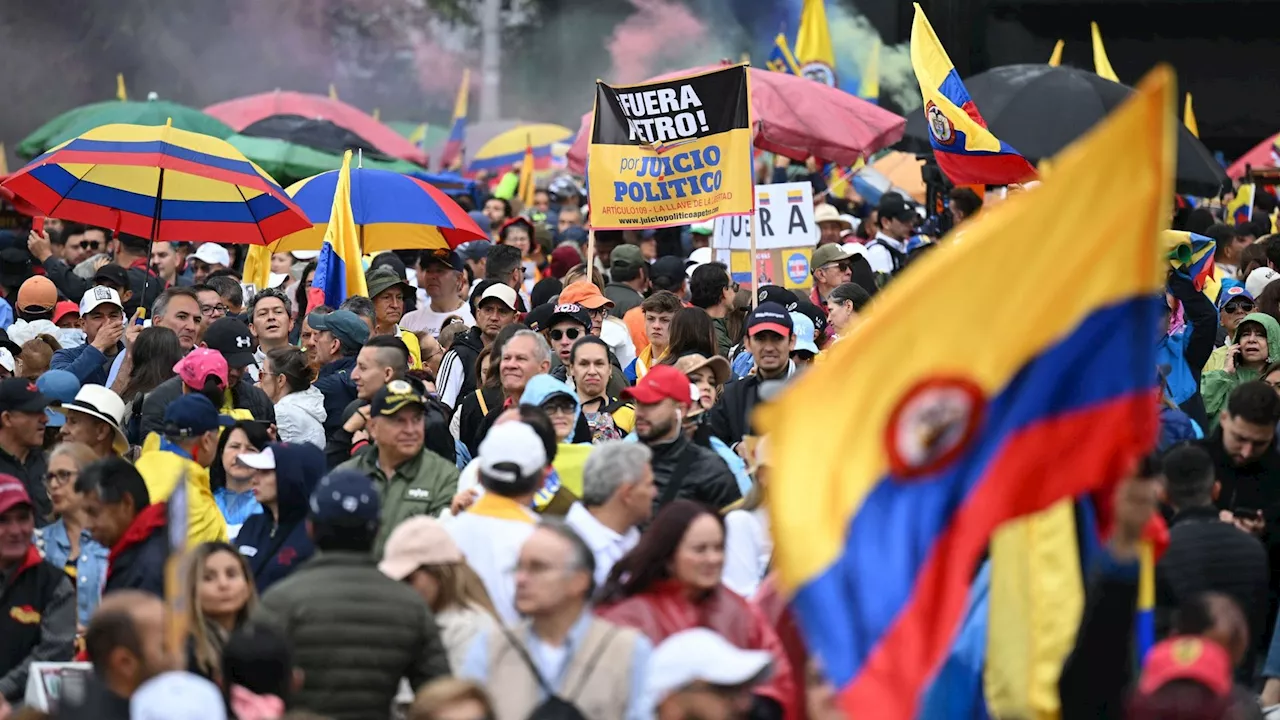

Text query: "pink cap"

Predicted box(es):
[0, 474, 33, 515]
[174, 348, 229, 391]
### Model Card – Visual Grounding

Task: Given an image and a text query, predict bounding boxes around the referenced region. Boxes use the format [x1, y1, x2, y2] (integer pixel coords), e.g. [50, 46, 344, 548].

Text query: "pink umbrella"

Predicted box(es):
[567, 63, 906, 174]
[1227, 132, 1280, 180]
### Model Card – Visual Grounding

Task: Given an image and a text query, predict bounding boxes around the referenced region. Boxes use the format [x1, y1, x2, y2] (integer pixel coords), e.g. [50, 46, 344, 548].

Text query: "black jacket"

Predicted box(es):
[457, 386, 504, 458]
[707, 373, 785, 447]
[647, 434, 741, 514]
[56, 677, 131, 720]
[440, 326, 485, 409]
[313, 356, 358, 436]
[103, 505, 169, 598]
[140, 375, 276, 440]
[1157, 506, 1270, 651]
[0, 445, 49, 524]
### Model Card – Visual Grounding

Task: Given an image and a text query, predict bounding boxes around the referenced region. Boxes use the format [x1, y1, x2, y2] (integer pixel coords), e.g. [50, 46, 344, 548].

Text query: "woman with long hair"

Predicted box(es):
[378, 517, 497, 670]
[119, 326, 184, 446]
[658, 307, 718, 365]
[210, 420, 271, 540]
[257, 346, 326, 448]
[35, 442, 108, 628]
[598, 500, 795, 719]
[185, 541, 258, 681]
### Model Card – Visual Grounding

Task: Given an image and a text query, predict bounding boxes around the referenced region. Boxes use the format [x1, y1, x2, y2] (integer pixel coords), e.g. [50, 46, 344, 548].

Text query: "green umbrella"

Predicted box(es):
[17, 98, 233, 159]
[387, 121, 449, 151]
[226, 134, 419, 186]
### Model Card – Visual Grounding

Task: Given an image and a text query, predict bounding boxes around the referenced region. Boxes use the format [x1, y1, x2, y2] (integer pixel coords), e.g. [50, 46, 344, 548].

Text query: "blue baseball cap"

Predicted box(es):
[790, 312, 819, 356]
[1216, 285, 1254, 311]
[309, 470, 380, 528]
[162, 394, 234, 438]
[37, 370, 80, 428]
[306, 309, 370, 349]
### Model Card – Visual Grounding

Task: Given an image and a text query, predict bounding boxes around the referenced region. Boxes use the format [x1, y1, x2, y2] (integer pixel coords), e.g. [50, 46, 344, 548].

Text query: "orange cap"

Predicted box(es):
[559, 281, 613, 310]
[17, 276, 57, 312]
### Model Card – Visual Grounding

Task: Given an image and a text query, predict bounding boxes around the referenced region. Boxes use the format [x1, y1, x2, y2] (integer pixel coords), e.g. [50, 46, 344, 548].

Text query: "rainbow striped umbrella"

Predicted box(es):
[467, 123, 573, 175]
[2, 122, 310, 245]
[268, 167, 488, 254]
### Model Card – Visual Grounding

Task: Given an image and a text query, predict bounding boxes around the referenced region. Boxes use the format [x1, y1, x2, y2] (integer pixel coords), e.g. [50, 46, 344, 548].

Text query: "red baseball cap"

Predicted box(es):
[623, 365, 696, 407]
[52, 301, 80, 325]
[0, 474, 33, 515]
[1137, 637, 1231, 698]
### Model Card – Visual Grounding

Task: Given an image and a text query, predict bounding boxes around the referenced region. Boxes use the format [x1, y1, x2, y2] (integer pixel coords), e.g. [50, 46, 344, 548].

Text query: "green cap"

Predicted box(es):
[610, 244, 646, 272]
[366, 266, 412, 300]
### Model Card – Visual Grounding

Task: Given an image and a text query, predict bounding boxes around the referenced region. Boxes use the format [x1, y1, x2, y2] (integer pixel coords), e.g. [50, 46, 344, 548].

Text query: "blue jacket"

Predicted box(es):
[51, 342, 119, 386]
[234, 443, 325, 593]
[313, 357, 358, 436]
[35, 519, 109, 626]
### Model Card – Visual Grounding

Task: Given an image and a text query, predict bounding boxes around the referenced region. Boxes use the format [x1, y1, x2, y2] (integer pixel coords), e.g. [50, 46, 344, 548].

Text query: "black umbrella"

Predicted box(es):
[901, 64, 1228, 197]
[240, 114, 396, 162]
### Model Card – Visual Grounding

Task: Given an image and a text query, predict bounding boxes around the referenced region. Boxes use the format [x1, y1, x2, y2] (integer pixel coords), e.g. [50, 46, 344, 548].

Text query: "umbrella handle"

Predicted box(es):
[142, 167, 166, 307]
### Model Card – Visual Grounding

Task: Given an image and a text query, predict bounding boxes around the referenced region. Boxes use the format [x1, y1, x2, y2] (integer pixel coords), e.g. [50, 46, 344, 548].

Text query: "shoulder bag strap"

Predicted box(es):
[567, 626, 621, 701]
[476, 389, 490, 416]
[497, 625, 558, 698]
[657, 446, 696, 508]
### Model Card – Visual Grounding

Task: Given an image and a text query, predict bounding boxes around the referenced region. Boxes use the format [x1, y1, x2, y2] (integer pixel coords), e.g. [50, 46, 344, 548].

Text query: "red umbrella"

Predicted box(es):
[205, 90, 428, 166]
[1227, 132, 1280, 180]
[567, 63, 906, 174]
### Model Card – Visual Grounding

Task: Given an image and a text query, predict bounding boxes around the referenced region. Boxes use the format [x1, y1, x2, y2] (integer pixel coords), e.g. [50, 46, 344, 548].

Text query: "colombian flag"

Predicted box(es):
[308, 150, 368, 310]
[858, 38, 881, 103]
[758, 65, 1176, 720]
[1228, 183, 1255, 226]
[767, 33, 801, 76]
[517, 134, 536, 210]
[438, 68, 470, 171]
[795, 0, 837, 86]
[910, 4, 1035, 186]
[1164, 230, 1216, 292]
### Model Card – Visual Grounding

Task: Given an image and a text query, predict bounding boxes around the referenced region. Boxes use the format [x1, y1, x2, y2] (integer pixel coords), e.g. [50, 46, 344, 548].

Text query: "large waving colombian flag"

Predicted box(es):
[308, 150, 367, 310]
[910, 4, 1036, 186]
[757, 65, 1177, 720]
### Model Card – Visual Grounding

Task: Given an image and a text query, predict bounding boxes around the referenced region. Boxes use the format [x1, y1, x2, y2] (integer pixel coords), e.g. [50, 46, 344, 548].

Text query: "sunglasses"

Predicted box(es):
[542, 401, 577, 416]
[80, 240, 100, 251]
[549, 328, 583, 342]
[1225, 301, 1255, 314]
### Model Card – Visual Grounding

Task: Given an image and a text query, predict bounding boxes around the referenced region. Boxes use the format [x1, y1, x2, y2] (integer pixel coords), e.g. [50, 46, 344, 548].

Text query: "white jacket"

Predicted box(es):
[274, 387, 327, 448]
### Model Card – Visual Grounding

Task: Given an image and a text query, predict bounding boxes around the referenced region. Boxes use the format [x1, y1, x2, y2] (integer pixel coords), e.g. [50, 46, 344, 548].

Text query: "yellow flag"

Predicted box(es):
[795, 0, 837, 86]
[328, 83, 339, 100]
[313, 151, 368, 306]
[858, 38, 881, 101]
[1184, 93, 1199, 137]
[1091, 22, 1119, 82]
[242, 243, 272, 293]
[517, 135, 536, 210]
[116, 73, 128, 102]
[0, 143, 9, 176]
[372, 107, 381, 121]
[1047, 40, 1064, 67]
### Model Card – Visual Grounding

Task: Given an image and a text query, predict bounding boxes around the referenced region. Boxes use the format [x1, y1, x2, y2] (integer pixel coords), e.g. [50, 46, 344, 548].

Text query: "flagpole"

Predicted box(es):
[586, 229, 596, 285]
[749, 189, 760, 308]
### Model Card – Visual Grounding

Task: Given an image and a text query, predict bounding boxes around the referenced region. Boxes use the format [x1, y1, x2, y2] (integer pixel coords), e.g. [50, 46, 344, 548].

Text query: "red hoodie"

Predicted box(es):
[106, 502, 168, 579]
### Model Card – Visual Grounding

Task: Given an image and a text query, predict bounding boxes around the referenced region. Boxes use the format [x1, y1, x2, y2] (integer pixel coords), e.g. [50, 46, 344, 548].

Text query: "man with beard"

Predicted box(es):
[709, 304, 796, 447]
[623, 365, 739, 514]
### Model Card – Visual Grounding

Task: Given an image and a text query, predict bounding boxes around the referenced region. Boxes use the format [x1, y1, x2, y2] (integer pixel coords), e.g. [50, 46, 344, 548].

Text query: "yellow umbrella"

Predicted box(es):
[871, 152, 927, 203]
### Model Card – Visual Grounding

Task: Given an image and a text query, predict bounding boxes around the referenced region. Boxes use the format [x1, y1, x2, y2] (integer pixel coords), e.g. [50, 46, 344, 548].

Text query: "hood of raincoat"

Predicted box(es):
[270, 442, 326, 523]
[519, 374, 581, 430]
[278, 385, 328, 423]
[1233, 312, 1280, 361]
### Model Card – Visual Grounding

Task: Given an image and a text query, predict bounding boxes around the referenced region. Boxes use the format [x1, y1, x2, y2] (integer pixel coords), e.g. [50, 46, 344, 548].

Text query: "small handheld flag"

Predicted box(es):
[1048, 40, 1064, 67]
[767, 33, 801, 76]
[1091, 22, 1120, 82]
[518, 134, 536, 209]
[116, 73, 128, 102]
[1184, 93, 1199, 138]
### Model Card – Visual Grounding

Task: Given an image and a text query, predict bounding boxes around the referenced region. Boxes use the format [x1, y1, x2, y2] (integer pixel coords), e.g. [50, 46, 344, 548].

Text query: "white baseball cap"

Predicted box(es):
[193, 243, 231, 267]
[268, 272, 290, 288]
[478, 421, 546, 483]
[1246, 266, 1280, 299]
[686, 246, 714, 278]
[291, 250, 320, 261]
[80, 286, 124, 315]
[131, 671, 227, 720]
[477, 283, 519, 312]
[237, 447, 275, 470]
[646, 628, 773, 707]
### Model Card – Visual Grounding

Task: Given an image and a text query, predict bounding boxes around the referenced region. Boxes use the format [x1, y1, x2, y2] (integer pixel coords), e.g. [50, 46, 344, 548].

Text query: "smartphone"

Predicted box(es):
[1234, 507, 1261, 518]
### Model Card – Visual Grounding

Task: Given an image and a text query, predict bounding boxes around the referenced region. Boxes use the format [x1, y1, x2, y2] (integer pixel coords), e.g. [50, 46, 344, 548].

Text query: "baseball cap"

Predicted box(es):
[192, 243, 231, 267]
[307, 309, 370, 349]
[162, 393, 234, 438]
[610, 244, 646, 273]
[524, 303, 556, 333]
[309, 470, 380, 527]
[0, 377, 52, 413]
[651, 256, 686, 290]
[36, 370, 81, 428]
[268, 272, 289, 288]
[689, 219, 715, 236]
[366, 265, 413, 300]
[499, 216, 535, 241]
[371, 378, 427, 417]
[1245, 266, 1279, 299]
[548, 303, 591, 330]
[174, 348, 229, 391]
[131, 671, 227, 720]
[92, 264, 130, 290]
[878, 193, 918, 223]
[790, 312, 819, 355]
[685, 246, 713, 278]
[457, 240, 492, 263]
[811, 244, 854, 270]
[549, 245, 582, 279]
[80, 286, 124, 316]
[476, 283, 519, 312]
[421, 249, 465, 273]
[1216, 285, 1255, 311]
[61, 384, 129, 454]
[0, 474, 33, 515]
[290, 250, 320, 261]
[646, 629, 773, 707]
[378, 516, 463, 580]
[0, 248, 33, 287]
[17, 276, 57, 312]
[52, 301, 80, 325]
[746, 302, 794, 338]
[793, 299, 828, 338]
[1137, 637, 1231, 698]
[203, 317, 257, 369]
[559, 281, 613, 310]
[755, 285, 798, 312]
[477, 421, 547, 484]
[622, 364, 695, 407]
[673, 353, 731, 387]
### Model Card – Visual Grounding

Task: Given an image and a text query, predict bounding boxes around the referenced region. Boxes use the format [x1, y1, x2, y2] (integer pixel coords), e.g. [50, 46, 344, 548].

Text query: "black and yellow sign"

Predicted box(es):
[587, 64, 754, 229]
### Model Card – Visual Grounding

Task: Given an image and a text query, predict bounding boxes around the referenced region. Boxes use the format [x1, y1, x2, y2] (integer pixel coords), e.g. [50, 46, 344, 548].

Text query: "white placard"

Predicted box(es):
[712, 182, 818, 251]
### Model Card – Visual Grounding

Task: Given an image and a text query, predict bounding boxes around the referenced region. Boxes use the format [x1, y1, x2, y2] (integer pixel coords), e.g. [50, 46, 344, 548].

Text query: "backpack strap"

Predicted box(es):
[476, 389, 490, 416]
[657, 445, 696, 508]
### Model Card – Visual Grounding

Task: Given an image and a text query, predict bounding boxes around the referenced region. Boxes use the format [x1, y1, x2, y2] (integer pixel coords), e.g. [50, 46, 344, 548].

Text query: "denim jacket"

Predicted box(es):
[35, 519, 110, 626]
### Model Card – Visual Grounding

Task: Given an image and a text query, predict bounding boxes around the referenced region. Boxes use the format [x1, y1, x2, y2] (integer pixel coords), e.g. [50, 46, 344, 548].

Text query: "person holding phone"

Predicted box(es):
[1202, 312, 1280, 427]
[50, 288, 129, 386]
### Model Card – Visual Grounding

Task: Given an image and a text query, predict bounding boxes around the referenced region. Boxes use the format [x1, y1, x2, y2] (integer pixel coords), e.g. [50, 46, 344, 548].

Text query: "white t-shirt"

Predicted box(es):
[722, 508, 772, 598]
[400, 303, 475, 337]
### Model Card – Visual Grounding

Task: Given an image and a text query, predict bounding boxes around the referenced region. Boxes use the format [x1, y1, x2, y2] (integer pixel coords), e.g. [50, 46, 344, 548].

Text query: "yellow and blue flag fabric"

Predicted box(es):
[1164, 230, 1216, 292]
[1184, 93, 1199, 138]
[1091, 22, 1120, 82]
[517, 134, 536, 210]
[910, 4, 1036, 186]
[758, 64, 1176, 720]
[795, 0, 837, 86]
[308, 150, 367, 310]
[1048, 40, 1064, 67]
[858, 38, 881, 103]
[767, 33, 801, 76]
[439, 68, 470, 170]
[1228, 183, 1256, 226]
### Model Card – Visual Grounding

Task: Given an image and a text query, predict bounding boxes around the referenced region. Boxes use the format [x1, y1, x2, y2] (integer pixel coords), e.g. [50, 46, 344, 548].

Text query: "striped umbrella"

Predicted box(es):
[268, 167, 488, 254]
[1, 122, 310, 245]
[468, 123, 574, 176]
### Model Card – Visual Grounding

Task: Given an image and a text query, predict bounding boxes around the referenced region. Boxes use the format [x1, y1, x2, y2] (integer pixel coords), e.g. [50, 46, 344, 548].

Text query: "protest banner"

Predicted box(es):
[716, 182, 819, 291]
[587, 64, 754, 229]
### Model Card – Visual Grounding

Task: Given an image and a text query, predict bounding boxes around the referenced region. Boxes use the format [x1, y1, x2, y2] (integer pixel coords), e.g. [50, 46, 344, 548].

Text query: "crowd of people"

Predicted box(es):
[0, 159, 1274, 720]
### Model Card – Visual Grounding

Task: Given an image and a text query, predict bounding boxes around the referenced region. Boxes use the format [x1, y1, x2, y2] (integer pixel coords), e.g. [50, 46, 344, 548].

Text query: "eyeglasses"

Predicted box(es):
[818, 262, 851, 273]
[45, 469, 77, 488]
[543, 401, 577, 416]
[586, 307, 608, 317]
[549, 328, 583, 342]
[201, 304, 228, 317]
[1225, 301, 1255, 314]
